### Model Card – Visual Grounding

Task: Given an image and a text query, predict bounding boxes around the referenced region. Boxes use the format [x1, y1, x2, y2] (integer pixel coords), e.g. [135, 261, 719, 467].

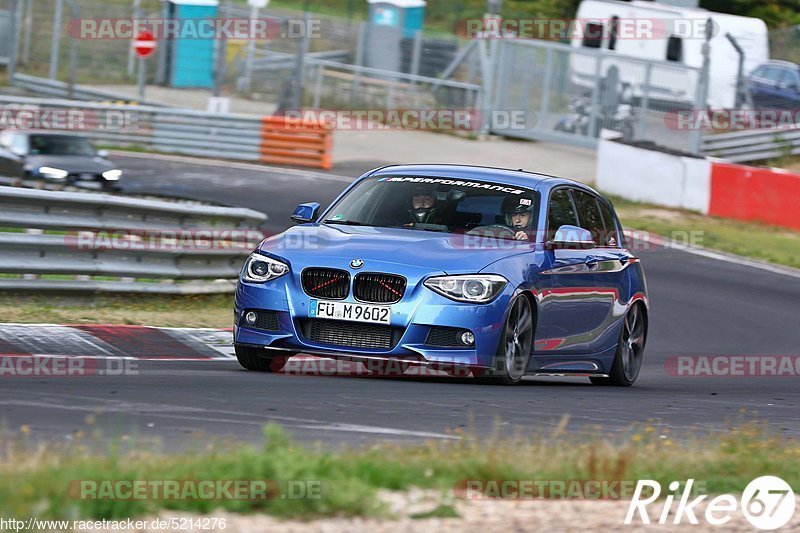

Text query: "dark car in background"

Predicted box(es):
[0, 130, 122, 188]
[747, 60, 800, 110]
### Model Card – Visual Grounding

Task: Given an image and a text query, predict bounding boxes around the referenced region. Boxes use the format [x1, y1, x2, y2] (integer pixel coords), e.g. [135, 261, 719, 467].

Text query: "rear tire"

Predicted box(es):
[477, 294, 534, 385]
[235, 345, 289, 372]
[591, 303, 647, 387]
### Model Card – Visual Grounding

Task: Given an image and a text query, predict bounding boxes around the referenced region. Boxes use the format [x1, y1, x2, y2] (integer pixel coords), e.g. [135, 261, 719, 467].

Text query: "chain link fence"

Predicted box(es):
[491, 38, 703, 153]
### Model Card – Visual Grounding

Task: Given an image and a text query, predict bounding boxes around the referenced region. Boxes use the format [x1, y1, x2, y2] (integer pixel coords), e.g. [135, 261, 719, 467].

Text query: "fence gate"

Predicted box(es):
[490, 39, 703, 154]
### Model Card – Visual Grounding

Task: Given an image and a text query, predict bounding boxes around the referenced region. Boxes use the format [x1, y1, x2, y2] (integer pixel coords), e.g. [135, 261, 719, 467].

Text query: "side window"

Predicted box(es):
[572, 190, 604, 245]
[7, 134, 27, 155]
[764, 67, 783, 83]
[666, 36, 683, 62]
[582, 22, 603, 49]
[780, 68, 800, 87]
[597, 199, 621, 247]
[547, 188, 578, 240]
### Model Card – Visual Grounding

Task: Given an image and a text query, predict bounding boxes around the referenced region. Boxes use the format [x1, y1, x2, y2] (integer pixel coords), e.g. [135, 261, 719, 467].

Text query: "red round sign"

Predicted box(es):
[133, 30, 156, 58]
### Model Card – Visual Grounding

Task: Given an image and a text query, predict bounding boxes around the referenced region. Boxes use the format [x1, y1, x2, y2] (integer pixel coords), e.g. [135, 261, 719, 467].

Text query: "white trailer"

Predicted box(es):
[569, 0, 769, 109]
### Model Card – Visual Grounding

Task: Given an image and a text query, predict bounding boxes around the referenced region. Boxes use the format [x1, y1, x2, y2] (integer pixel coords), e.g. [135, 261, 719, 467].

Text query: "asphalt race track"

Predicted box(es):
[1, 153, 798, 447]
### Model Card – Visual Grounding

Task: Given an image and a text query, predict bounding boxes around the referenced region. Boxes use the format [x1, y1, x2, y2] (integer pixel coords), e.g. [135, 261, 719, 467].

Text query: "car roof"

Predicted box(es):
[759, 60, 799, 69]
[366, 164, 598, 195]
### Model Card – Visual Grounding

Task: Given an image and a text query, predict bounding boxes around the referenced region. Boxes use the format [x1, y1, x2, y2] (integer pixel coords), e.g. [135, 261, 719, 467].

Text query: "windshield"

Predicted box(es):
[28, 135, 96, 156]
[323, 176, 539, 241]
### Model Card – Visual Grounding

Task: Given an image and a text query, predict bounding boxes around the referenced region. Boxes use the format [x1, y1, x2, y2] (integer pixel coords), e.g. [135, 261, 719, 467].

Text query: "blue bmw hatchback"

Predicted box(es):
[234, 164, 648, 386]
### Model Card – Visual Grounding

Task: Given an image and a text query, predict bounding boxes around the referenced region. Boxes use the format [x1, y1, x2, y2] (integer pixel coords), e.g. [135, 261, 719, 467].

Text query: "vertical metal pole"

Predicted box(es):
[688, 18, 712, 155]
[214, 30, 226, 97]
[127, 0, 141, 77]
[22, 0, 32, 65]
[312, 63, 323, 108]
[48, 0, 63, 79]
[291, 11, 308, 110]
[8, 0, 21, 79]
[637, 62, 652, 141]
[65, 0, 78, 98]
[137, 56, 146, 101]
[243, 3, 259, 93]
[587, 54, 603, 139]
[538, 47, 554, 123]
[409, 29, 422, 108]
[350, 21, 365, 105]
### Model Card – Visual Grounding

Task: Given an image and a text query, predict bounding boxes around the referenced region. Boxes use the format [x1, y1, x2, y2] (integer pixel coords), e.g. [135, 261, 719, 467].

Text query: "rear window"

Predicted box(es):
[597, 199, 621, 247]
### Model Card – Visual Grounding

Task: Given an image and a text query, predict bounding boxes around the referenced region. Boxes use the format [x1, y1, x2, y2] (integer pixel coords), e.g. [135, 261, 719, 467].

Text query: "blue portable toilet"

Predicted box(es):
[368, 0, 425, 38]
[365, 0, 426, 71]
[160, 0, 219, 88]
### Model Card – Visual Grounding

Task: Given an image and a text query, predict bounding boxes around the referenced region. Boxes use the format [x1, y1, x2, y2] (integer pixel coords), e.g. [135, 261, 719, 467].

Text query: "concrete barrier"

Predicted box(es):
[597, 136, 800, 231]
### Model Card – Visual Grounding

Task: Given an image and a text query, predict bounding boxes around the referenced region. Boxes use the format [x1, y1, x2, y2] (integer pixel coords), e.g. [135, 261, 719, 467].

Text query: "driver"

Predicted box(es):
[405, 185, 441, 225]
[500, 193, 535, 241]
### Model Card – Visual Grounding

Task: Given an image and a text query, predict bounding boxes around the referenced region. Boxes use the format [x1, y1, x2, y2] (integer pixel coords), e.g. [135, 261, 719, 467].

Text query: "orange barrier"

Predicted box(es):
[709, 162, 800, 231]
[259, 116, 333, 170]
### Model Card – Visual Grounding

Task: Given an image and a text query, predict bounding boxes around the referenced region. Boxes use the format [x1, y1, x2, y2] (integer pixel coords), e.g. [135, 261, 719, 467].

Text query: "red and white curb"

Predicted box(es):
[0, 323, 236, 361]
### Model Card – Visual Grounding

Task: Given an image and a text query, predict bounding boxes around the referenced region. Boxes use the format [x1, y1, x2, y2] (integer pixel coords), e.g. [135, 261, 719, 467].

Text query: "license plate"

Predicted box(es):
[309, 300, 391, 325]
[80, 173, 95, 180]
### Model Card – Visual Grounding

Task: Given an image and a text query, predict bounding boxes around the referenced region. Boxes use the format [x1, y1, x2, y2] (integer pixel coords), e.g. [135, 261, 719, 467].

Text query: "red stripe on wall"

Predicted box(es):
[709, 162, 800, 231]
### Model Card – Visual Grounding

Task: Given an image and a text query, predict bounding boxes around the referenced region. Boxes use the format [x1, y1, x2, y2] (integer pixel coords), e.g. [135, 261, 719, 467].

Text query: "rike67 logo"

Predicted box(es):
[626, 476, 795, 530]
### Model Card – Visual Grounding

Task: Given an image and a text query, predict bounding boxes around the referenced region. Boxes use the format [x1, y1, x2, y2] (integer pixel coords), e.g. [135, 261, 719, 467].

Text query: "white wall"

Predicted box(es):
[596, 137, 711, 213]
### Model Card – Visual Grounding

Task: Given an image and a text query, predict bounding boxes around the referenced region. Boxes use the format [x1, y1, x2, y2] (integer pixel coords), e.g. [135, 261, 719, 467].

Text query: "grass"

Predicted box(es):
[0, 422, 797, 521]
[610, 195, 800, 269]
[0, 293, 232, 328]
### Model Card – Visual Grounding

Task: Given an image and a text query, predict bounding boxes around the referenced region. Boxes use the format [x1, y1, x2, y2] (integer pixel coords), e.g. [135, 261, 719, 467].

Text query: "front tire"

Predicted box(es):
[591, 303, 647, 387]
[478, 294, 534, 385]
[235, 345, 289, 372]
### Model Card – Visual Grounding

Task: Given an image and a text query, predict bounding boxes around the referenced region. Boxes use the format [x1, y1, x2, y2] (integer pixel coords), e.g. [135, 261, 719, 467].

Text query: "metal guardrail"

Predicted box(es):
[11, 73, 171, 106]
[0, 94, 264, 161]
[0, 94, 334, 167]
[701, 127, 800, 162]
[0, 185, 266, 293]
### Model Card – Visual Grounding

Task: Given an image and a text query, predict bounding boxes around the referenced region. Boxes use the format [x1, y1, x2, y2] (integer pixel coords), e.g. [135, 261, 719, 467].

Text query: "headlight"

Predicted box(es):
[38, 166, 68, 179]
[424, 274, 507, 303]
[102, 169, 122, 180]
[241, 252, 289, 283]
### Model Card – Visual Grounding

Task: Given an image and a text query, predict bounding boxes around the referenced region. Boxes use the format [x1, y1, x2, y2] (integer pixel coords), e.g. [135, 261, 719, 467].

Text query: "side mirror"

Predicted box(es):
[291, 202, 320, 223]
[548, 224, 595, 250]
[97, 149, 109, 158]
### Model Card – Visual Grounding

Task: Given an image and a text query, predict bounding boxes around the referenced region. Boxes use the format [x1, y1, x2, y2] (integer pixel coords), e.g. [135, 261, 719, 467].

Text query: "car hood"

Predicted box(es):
[259, 224, 533, 275]
[25, 155, 116, 174]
